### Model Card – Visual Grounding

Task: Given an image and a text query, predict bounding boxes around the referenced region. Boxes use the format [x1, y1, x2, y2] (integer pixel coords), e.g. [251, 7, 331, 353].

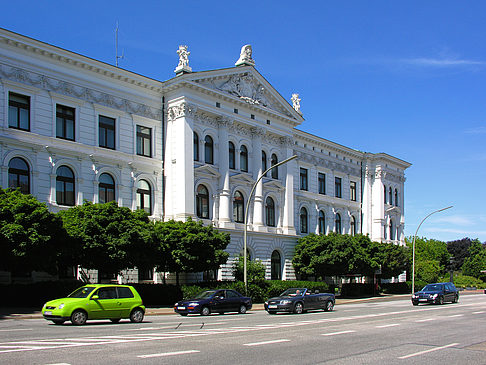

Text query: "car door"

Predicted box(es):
[226, 290, 242, 312]
[303, 290, 315, 309]
[210, 290, 227, 313]
[444, 283, 454, 302]
[116, 286, 137, 318]
[89, 287, 120, 319]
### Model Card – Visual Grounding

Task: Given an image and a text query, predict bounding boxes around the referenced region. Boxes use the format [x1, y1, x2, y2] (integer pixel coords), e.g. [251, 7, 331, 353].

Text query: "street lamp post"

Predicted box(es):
[411, 206, 453, 294]
[243, 155, 297, 292]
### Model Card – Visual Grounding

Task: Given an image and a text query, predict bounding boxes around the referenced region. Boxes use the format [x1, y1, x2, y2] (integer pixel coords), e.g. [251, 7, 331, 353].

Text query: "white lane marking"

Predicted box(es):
[376, 323, 400, 328]
[473, 311, 485, 314]
[0, 328, 32, 332]
[398, 342, 459, 359]
[321, 330, 356, 336]
[416, 318, 435, 322]
[137, 350, 200, 358]
[243, 339, 290, 347]
[45, 363, 71, 365]
[448, 314, 464, 318]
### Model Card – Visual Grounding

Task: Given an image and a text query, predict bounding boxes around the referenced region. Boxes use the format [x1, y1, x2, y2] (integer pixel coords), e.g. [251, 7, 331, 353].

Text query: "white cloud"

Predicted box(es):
[431, 215, 476, 226]
[424, 227, 486, 236]
[464, 126, 486, 135]
[402, 58, 485, 67]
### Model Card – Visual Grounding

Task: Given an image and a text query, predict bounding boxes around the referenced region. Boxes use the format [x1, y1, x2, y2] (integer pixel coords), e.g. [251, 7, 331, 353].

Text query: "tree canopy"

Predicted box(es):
[406, 237, 451, 282]
[461, 242, 486, 281]
[447, 237, 479, 271]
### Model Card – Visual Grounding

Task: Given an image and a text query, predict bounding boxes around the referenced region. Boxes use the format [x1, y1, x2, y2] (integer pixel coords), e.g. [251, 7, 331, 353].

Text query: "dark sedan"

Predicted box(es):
[411, 282, 459, 306]
[174, 289, 252, 316]
[264, 288, 335, 314]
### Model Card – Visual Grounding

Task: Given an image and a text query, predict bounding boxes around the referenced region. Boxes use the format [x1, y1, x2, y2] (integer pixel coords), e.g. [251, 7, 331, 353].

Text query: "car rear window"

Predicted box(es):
[118, 287, 134, 298]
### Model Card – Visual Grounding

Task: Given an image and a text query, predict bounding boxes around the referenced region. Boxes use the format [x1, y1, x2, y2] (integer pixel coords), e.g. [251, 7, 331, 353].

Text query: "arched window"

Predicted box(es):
[271, 250, 282, 280]
[384, 184, 387, 204]
[350, 215, 356, 236]
[193, 132, 199, 161]
[56, 166, 75, 206]
[8, 157, 29, 194]
[233, 191, 244, 223]
[300, 207, 308, 233]
[389, 187, 393, 206]
[271, 154, 278, 179]
[99, 173, 115, 203]
[229, 142, 235, 169]
[196, 184, 209, 219]
[240, 248, 252, 261]
[265, 197, 275, 227]
[137, 179, 152, 215]
[318, 210, 325, 234]
[240, 145, 248, 172]
[204, 135, 213, 164]
[389, 220, 395, 241]
[395, 189, 399, 206]
[262, 151, 267, 176]
[335, 213, 342, 234]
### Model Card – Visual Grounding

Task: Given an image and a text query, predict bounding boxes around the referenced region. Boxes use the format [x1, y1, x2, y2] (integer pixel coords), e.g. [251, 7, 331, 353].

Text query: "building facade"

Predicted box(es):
[0, 29, 410, 283]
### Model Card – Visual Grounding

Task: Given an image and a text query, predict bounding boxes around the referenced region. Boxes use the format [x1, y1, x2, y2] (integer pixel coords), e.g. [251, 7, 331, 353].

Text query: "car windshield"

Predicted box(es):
[67, 286, 96, 298]
[422, 284, 443, 291]
[280, 288, 305, 297]
[194, 290, 217, 299]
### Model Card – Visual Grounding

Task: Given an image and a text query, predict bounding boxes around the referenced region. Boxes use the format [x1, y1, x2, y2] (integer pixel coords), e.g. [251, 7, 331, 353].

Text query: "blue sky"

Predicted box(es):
[2, 1, 485, 242]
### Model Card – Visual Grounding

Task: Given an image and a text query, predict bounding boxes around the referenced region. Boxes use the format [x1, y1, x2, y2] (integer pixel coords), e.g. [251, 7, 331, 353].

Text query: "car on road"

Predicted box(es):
[42, 284, 145, 325]
[264, 288, 335, 314]
[174, 289, 252, 316]
[411, 282, 459, 306]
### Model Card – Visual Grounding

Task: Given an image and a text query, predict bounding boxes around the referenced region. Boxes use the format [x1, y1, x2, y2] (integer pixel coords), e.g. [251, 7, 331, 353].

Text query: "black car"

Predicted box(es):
[174, 289, 252, 316]
[411, 282, 459, 306]
[264, 288, 335, 314]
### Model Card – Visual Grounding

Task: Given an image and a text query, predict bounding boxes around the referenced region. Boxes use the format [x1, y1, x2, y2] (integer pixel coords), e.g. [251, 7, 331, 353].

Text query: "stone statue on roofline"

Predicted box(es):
[175, 45, 192, 74]
[235, 44, 255, 67]
[291, 93, 302, 114]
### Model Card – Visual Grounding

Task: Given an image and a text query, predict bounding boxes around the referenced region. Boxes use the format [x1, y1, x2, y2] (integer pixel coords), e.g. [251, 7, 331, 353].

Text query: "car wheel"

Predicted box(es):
[412, 301, 418, 306]
[438, 296, 444, 305]
[71, 310, 87, 325]
[200, 306, 210, 316]
[238, 305, 247, 314]
[267, 311, 276, 315]
[294, 302, 303, 314]
[324, 301, 334, 312]
[110, 318, 121, 323]
[52, 320, 65, 325]
[130, 308, 144, 323]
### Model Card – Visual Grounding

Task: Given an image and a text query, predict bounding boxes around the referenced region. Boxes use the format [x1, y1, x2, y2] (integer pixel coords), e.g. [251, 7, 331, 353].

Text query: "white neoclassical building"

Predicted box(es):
[0, 29, 410, 283]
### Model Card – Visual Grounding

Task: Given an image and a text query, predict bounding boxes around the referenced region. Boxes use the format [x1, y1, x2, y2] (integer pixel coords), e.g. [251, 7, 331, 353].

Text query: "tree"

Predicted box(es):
[406, 237, 450, 282]
[153, 218, 230, 285]
[462, 242, 486, 281]
[447, 237, 477, 271]
[232, 256, 266, 283]
[58, 201, 156, 278]
[0, 188, 69, 274]
[372, 241, 409, 279]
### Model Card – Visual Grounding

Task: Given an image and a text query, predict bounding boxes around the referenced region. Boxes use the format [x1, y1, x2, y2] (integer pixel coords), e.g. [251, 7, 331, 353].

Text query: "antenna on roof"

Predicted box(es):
[115, 21, 124, 67]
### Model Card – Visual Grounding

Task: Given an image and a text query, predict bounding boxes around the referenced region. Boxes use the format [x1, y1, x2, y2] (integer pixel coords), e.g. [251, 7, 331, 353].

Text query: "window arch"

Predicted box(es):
[335, 213, 342, 234]
[262, 151, 267, 176]
[56, 165, 75, 206]
[196, 184, 210, 219]
[271, 250, 282, 280]
[229, 142, 235, 169]
[8, 157, 29, 194]
[300, 207, 308, 234]
[99, 173, 115, 203]
[265, 196, 276, 227]
[383, 184, 387, 204]
[389, 187, 393, 206]
[389, 219, 395, 241]
[395, 189, 399, 206]
[193, 132, 199, 161]
[240, 145, 248, 172]
[271, 154, 278, 179]
[233, 191, 244, 223]
[204, 135, 213, 164]
[318, 210, 325, 234]
[350, 215, 356, 236]
[239, 248, 252, 261]
[137, 179, 152, 215]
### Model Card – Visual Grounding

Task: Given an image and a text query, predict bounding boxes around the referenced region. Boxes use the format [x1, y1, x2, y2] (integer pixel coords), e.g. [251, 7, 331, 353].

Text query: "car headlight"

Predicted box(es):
[431, 294, 438, 299]
[280, 300, 292, 305]
[412, 295, 418, 298]
[188, 302, 199, 307]
[58, 303, 65, 309]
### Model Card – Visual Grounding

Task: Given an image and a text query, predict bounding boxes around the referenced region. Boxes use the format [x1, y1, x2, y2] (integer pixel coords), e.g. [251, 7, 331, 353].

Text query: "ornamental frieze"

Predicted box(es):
[167, 102, 198, 122]
[0, 63, 162, 121]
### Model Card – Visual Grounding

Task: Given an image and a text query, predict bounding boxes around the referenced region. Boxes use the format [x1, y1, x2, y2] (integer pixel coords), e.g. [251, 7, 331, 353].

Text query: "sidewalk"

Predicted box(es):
[1, 290, 483, 320]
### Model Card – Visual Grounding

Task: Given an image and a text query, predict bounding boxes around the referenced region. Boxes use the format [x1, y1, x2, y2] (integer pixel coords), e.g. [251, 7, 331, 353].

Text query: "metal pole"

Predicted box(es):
[411, 206, 453, 294]
[243, 155, 297, 292]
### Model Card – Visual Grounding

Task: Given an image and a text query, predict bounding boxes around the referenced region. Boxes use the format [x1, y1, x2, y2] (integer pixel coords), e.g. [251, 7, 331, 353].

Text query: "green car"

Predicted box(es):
[42, 284, 145, 325]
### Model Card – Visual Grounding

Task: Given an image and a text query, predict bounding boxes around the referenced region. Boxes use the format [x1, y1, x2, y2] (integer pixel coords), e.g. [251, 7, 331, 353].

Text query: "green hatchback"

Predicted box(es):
[42, 284, 145, 325]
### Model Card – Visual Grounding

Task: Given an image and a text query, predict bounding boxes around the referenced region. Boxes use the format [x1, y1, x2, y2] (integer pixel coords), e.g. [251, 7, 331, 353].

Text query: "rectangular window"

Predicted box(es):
[300, 168, 308, 191]
[350, 181, 357, 201]
[234, 108, 238, 114]
[216, 102, 221, 108]
[251, 114, 255, 120]
[136, 125, 152, 157]
[318, 173, 326, 195]
[99, 115, 115, 149]
[56, 104, 75, 140]
[335, 177, 342, 198]
[9, 92, 30, 131]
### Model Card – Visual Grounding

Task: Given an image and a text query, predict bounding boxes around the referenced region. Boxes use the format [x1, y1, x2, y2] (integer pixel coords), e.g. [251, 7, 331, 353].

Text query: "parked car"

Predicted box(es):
[411, 282, 459, 306]
[42, 284, 145, 325]
[174, 289, 252, 316]
[264, 288, 335, 314]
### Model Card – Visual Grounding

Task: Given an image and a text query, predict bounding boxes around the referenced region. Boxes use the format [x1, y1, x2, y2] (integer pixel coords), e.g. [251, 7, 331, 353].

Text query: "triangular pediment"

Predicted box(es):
[229, 172, 255, 186]
[263, 179, 285, 191]
[194, 164, 221, 179]
[172, 66, 304, 125]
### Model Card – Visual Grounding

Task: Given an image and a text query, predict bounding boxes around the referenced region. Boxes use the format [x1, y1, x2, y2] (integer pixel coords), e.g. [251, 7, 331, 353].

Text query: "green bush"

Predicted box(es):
[439, 274, 486, 289]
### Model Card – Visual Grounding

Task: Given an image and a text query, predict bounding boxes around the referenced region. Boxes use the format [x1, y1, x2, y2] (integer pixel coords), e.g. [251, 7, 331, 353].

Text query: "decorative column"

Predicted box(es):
[371, 167, 386, 242]
[218, 117, 232, 225]
[252, 127, 265, 229]
[281, 136, 296, 235]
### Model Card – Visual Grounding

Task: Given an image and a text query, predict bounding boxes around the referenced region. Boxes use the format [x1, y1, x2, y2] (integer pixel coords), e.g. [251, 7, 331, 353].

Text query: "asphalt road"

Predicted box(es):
[1, 294, 486, 364]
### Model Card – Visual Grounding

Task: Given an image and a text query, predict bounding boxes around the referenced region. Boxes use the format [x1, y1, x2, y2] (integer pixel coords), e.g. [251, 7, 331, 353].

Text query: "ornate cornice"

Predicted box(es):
[167, 102, 197, 122]
[294, 150, 360, 176]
